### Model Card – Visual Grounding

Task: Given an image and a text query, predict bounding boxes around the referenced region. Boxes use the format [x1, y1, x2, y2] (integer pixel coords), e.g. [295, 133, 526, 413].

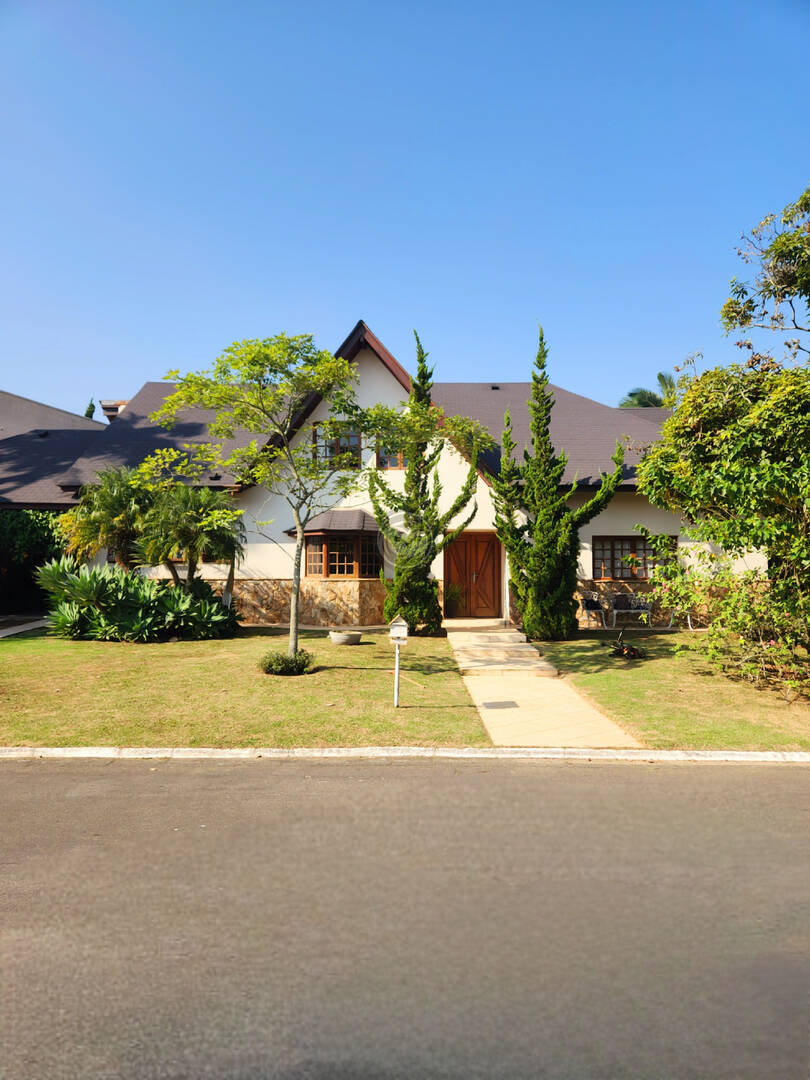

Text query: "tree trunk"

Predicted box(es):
[222, 554, 235, 609]
[289, 519, 304, 656]
[185, 557, 197, 593]
[164, 561, 182, 587]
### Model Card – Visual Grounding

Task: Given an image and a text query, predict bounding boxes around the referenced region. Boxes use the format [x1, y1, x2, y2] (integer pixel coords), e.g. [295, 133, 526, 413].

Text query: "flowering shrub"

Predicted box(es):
[642, 537, 809, 699]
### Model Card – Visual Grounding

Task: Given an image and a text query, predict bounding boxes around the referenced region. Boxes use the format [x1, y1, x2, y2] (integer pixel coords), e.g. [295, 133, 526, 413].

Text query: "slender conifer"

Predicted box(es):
[492, 328, 624, 639]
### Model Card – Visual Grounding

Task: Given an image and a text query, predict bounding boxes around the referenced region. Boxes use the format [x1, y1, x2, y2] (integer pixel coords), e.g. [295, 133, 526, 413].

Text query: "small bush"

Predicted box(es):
[383, 573, 443, 635]
[259, 649, 312, 676]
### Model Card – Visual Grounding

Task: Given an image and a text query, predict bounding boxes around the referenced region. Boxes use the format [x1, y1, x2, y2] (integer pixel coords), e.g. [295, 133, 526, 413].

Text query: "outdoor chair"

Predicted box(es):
[581, 591, 608, 629]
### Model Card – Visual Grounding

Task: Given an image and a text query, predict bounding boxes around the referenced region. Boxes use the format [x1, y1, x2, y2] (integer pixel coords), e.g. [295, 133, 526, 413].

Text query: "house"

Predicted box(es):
[1, 321, 726, 625]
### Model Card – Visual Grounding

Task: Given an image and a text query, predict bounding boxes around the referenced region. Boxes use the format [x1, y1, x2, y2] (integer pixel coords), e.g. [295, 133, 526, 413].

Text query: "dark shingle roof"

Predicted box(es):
[60, 382, 261, 490]
[285, 509, 380, 535]
[431, 383, 669, 487]
[0, 392, 105, 508]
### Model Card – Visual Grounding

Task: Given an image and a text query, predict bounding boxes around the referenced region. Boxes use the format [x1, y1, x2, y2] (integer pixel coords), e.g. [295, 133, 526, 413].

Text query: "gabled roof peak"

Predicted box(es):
[335, 320, 412, 394]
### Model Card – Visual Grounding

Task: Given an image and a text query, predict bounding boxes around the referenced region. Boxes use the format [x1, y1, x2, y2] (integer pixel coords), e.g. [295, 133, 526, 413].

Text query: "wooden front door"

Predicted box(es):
[444, 533, 501, 617]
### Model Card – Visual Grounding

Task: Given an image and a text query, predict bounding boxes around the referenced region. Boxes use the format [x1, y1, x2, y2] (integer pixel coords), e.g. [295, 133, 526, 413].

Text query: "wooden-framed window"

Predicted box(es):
[377, 447, 408, 470]
[592, 535, 676, 581]
[305, 533, 382, 579]
[313, 426, 362, 468]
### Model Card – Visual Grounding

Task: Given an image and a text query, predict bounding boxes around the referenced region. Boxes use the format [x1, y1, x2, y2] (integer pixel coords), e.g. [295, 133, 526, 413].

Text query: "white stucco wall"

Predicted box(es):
[140, 350, 765, 589]
[189, 349, 501, 585]
[571, 490, 766, 577]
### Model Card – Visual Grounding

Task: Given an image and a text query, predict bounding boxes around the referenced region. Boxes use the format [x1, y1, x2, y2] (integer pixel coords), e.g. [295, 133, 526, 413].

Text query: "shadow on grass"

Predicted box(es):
[537, 630, 681, 676]
[316, 659, 459, 676]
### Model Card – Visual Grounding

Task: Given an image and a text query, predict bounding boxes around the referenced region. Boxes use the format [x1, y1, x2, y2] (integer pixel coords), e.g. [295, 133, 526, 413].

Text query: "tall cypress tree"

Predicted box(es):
[492, 328, 625, 639]
[368, 333, 481, 634]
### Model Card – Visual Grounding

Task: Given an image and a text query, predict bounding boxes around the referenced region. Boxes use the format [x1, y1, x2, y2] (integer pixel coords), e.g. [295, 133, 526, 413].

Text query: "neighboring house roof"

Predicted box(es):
[285, 509, 380, 535]
[58, 381, 259, 491]
[431, 383, 669, 488]
[619, 406, 672, 427]
[0, 391, 105, 509]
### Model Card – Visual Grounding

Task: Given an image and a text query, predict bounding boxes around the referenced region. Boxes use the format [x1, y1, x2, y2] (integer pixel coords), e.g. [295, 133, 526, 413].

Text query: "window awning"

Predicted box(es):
[285, 509, 380, 536]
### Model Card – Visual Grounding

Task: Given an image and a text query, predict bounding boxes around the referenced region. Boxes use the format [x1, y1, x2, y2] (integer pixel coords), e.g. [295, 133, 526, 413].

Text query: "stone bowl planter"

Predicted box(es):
[329, 630, 362, 646]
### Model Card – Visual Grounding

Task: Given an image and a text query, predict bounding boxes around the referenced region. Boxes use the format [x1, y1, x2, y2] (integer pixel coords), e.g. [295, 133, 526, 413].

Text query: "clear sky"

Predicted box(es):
[1, 0, 808, 417]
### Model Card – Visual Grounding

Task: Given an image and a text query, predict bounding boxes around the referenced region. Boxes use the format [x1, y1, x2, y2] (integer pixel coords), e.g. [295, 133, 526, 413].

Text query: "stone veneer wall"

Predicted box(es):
[226, 578, 387, 626]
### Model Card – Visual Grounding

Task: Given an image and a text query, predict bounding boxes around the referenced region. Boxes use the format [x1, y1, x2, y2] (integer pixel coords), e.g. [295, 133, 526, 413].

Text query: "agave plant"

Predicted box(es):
[37, 557, 239, 642]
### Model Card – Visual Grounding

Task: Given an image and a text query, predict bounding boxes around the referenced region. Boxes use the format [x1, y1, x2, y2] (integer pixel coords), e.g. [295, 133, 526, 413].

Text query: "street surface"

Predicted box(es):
[1, 759, 808, 1079]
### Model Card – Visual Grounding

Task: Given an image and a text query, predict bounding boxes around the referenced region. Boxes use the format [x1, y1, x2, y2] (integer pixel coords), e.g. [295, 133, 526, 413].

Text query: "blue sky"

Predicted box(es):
[1, 0, 808, 417]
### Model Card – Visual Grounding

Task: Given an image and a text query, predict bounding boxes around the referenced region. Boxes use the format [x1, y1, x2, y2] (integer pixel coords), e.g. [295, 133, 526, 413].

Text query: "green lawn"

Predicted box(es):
[537, 631, 810, 751]
[0, 629, 490, 748]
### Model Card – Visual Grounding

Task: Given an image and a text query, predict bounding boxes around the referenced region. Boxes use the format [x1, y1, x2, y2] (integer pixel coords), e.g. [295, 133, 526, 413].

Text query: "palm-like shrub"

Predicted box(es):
[37, 557, 239, 642]
[58, 467, 153, 569]
[135, 485, 246, 592]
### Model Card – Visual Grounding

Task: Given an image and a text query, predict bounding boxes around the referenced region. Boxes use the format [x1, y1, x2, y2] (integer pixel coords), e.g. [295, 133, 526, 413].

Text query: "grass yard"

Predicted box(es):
[538, 631, 810, 751]
[0, 628, 490, 748]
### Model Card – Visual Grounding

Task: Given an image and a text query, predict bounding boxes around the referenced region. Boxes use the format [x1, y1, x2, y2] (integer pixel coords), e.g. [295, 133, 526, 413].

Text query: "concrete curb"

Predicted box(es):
[0, 746, 808, 763]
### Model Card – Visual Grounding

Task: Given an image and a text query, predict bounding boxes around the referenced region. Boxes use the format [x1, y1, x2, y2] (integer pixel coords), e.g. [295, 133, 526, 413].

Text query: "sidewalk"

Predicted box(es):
[444, 619, 641, 749]
[0, 619, 47, 639]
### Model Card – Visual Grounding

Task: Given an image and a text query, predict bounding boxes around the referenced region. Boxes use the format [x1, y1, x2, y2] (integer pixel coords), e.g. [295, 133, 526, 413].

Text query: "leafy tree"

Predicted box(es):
[0, 510, 62, 612]
[152, 334, 363, 655]
[721, 185, 810, 364]
[84, 398, 96, 419]
[655, 372, 677, 406]
[58, 466, 152, 569]
[492, 328, 624, 640]
[619, 387, 663, 408]
[638, 359, 810, 634]
[619, 373, 675, 408]
[135, 484, 245, 595]
[639, 185, 810, 689]
[364, 333, 489, 634]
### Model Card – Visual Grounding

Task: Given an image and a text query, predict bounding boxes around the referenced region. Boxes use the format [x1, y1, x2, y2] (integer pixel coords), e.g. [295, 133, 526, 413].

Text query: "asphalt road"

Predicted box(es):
[1, 759, 808, 1079]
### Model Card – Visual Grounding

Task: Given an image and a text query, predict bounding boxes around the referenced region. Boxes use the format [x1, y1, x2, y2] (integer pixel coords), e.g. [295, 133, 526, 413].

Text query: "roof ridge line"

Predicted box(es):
[0, 389, 106, 428]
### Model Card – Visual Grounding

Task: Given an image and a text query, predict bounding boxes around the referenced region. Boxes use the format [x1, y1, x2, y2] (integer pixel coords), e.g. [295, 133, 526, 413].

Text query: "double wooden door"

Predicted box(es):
[444, 533, 501, 618]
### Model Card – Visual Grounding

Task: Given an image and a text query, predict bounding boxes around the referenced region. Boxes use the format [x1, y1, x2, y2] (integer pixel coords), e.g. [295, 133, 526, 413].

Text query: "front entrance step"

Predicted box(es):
[452, 644, 539, 661]
[456, 657, 558, 677]
[445, 620, 558, 677]
[445, 631, 527, 645]
[452, 647, 557, 677]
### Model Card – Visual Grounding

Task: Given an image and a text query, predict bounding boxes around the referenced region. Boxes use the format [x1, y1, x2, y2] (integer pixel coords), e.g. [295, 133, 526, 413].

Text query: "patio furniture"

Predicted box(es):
[608, 592, 653, 628]
[581, 591, 608, 629]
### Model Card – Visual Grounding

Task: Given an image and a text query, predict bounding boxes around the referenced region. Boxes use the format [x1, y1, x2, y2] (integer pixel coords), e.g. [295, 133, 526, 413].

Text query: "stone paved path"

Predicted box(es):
[445, 619, 642, 748]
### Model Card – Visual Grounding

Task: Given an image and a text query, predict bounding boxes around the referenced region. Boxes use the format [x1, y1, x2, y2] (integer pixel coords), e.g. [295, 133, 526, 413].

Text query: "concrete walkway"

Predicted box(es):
[445, 619, 642, 749]
[0, 619, 48, 639]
